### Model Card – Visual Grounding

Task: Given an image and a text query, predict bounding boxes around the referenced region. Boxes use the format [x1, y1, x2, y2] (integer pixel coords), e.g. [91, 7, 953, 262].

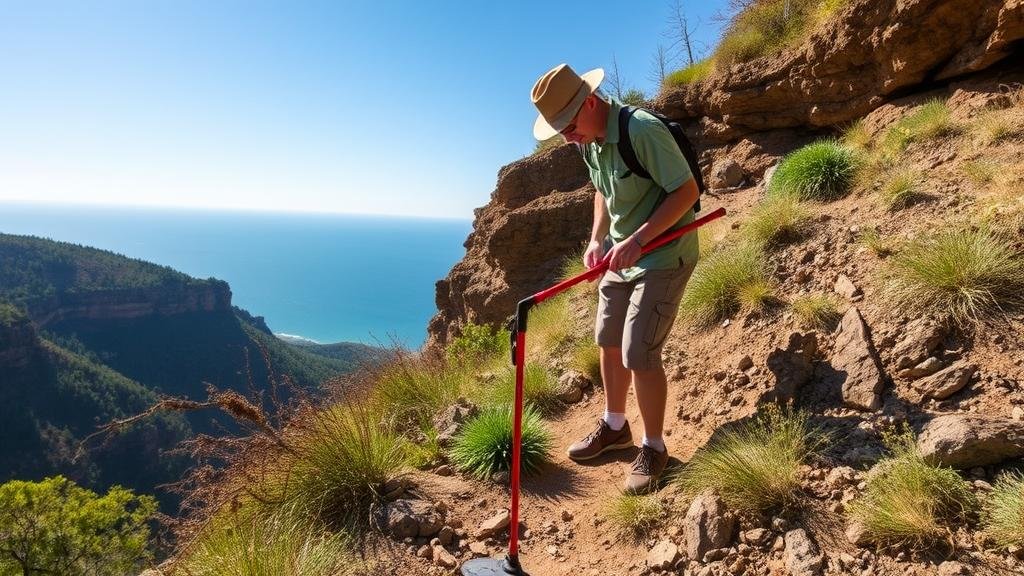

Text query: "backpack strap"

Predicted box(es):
[617, 106, 650, 179]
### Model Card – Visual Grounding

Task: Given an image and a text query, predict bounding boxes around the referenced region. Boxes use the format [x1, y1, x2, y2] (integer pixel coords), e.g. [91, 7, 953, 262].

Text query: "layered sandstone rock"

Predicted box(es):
[29, 281, 232, 328]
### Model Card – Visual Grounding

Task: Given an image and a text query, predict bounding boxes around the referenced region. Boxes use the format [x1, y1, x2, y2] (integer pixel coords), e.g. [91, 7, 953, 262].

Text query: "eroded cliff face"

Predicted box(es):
[28, 281, 232, 328]
[427, 0, 1023, 348]
[0, 315, 39, 368]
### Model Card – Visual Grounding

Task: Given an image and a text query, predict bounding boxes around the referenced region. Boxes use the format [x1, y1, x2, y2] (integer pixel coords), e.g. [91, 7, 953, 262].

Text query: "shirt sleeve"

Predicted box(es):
[628, 112, 693, 193]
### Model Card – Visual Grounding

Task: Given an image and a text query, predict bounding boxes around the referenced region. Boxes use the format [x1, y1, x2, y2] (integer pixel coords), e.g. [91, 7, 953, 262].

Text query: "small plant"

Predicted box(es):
[622, 89, 647, 106]
[963, 160, 997, 186]
[972, 108, 1020, 146]
[447, 322, 509, 365]
[449, 405, 552, 479]
[769, 140, 857, 201]
[885, 226, 1024, 325]
[679, 242, 771, 327]
[842, 119, 873, 151]
[570, 341, 601, 387]
[261, 404, 409, 526]
[665, 58, 714, 86]
[533, 136, 564, 155]
[859, 227, 893, 257]
[983, 470, 1024, 549]
[741, 191, 811, 247]
[847, 430, 975, 548]
[676, 405, 824, 512]
[479, 362, 561, 415]
[879, 169, 923, 211]
[603, 493, 663, 540]
[882, 99, 956, 157]
[174, 513, 356, 576]
[369, 356, 463, 431]
[791, 293, 841, 329]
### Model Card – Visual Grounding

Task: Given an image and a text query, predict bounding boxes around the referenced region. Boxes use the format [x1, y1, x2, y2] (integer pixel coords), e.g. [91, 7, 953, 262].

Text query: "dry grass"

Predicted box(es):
[983, 470, 1024, 549]
[679, 242, 773, 328]
[741, 191, 811, 247]
[790, 293, 841, 330]
[602, 493, 664, 541]
[878, 168, 923, 211]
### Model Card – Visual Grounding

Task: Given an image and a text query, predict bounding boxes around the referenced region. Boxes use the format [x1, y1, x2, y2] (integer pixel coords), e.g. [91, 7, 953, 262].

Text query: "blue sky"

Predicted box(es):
[0, 1, 727, 219]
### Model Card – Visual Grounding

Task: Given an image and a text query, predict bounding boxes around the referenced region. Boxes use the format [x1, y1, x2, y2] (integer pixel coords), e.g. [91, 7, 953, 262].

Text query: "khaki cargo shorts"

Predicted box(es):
[595, 260, 695, 370]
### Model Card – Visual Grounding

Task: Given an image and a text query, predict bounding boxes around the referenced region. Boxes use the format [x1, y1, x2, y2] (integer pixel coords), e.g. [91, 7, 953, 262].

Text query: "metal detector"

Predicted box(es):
[460, 207, 726, 576]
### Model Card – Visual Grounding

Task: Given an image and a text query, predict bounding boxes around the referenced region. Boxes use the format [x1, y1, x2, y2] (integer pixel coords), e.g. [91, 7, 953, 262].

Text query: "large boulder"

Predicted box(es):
[684, 491, 736, 561]
[918, 414, 1024, 468]
[831, 307, 885, 411]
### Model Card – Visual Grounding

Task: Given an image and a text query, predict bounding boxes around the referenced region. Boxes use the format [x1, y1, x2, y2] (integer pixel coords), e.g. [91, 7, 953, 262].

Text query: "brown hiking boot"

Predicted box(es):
[567, 419, 633, 461]
[624, 444, 669, 495]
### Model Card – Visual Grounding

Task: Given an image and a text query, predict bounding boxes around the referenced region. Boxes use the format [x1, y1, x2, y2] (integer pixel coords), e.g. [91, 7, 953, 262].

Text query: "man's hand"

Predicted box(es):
[583, 239, 605, 270]
[606, 235, 642, 271]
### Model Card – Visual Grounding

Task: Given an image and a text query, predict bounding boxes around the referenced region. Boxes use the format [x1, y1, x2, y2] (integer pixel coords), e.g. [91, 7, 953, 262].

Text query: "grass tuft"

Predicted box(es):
[983, 470, 1024, 549]
[791, 293, 841, 330]
[679, 242, 772, 328]
[879, 169, 923, 211]
[859, 227, 893, 257]
[842, 119, 873, 151]
[478, 362, 561, 415]
[665, 58, 714, 86]
[847, 431, 975, 548]
[676, 405, 824, 512]
[533, 137, 564, 155]
[603, 493, 663, 540]
[769, 140, 857, 201]
[963, 160, 997, 187]
[174, 514, 357, 576]
[260, 404, 409, 527]
[449, 405, 552, 479]
[885, 226, 1024, 325]
[882, 99, 956, 158]
[570, 342, 601, 387]
[741, 191, 811, 247]
[369, 357, 463, 432]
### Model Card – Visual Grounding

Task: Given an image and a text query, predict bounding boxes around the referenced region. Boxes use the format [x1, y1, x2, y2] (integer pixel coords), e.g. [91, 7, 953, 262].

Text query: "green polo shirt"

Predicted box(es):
[581, 100, 699, 281]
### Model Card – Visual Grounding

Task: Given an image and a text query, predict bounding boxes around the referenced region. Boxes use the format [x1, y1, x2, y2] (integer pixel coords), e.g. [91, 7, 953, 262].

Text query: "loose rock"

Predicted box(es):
[913, 362, 977, 400]
[684, 491, 736, 561]
[783, 529, 824, 576]
[476, 510, 510, 540]
[647, 540, 681, 571]
[918, 414, 1024, 468]
[831, 307, 884, 411]
[375, 499, 444, 539]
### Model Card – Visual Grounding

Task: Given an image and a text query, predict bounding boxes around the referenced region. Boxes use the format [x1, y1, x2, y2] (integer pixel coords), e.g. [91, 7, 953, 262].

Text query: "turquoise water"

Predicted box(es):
[0, 203, 472, 347]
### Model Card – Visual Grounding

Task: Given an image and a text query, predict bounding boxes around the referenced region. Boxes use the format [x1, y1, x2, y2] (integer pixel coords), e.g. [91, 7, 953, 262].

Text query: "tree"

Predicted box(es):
[649, 44, 670, 85]
[664, 0, 703, 66]
[606, 54, 626, 100]
[0, 476, 156, 576]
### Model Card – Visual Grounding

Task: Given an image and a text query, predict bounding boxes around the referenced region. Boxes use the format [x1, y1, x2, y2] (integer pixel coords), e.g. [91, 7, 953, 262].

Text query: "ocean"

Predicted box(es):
[0, 202, 472, 348]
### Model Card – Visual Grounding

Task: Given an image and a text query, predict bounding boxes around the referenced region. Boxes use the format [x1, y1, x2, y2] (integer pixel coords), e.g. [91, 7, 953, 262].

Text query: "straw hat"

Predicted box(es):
[530, 63, 604, 140]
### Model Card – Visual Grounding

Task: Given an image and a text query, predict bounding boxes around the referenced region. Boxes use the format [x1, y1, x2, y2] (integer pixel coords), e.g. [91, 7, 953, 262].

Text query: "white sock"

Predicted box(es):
[643, 436, 666, 452]
[603, 411, 626, 431]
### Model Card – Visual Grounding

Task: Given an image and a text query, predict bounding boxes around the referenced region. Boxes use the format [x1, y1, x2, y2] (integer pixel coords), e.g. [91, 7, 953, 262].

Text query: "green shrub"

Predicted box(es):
[676, 406, 824, 512]
[174, 513, 356, 576]
[714, 0, 846, 64]
[0, 476, 157, 576]
[622, 89, 647, 106]
[879, 169, 923, 211]
[679, 242, 772, 327]
[769, 140, 856, 201]
[882, 99, 956, 157]
[261, 404, 408, 526]
[603, 494, 663, 540]
[449, 405, 552, 479]
[885, 226, 1024, 325]
[741, 191, 811, 247]
[791, 293, 841, 329]
[665, 58, 714, 86]
[477, 362, 561, 415]
[983, 470, 1024, 548]
[847, 431, 975, 548]
[447, 322, 510, 365]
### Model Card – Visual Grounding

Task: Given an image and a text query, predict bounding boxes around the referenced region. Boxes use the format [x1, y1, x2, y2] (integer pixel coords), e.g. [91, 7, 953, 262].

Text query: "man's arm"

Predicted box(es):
[605, 177, 698, 271]
[584, 190, 610, 269]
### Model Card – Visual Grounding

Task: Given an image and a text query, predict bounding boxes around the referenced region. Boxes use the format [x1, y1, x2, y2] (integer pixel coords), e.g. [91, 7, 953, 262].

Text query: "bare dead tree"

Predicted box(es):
[664, 0, 701, 66]
[607, 53, 625, 100]
[649, 44, 670, 85]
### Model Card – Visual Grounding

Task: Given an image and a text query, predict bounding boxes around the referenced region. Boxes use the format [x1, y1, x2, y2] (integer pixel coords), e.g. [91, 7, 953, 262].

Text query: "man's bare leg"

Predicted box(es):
[600, 345, 631, 414]
[631, 366, 667, 442]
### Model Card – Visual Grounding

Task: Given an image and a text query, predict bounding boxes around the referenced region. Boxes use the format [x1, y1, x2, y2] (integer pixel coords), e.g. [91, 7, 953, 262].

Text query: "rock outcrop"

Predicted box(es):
[918, 414, 1024, 468]
[29, 281, 232, 328]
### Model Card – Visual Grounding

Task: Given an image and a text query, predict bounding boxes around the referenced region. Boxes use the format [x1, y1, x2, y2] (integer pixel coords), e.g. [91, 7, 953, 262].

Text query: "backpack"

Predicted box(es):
[617, 105, 703, 213]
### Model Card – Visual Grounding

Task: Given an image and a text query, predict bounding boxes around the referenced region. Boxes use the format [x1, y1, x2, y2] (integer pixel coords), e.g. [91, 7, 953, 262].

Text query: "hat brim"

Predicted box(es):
[533, 68, 604, 140]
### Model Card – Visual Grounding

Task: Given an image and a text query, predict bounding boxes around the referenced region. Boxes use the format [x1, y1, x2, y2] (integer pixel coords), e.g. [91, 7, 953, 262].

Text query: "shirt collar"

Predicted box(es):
[602, 99, 623, 145]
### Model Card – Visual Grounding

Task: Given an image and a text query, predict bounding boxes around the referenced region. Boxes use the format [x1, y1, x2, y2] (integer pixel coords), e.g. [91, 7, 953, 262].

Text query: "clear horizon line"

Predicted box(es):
[0, 198, 474, 222]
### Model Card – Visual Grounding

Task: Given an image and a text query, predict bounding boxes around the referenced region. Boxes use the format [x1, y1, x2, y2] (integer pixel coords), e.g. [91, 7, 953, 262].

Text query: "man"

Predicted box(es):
[530, 63, 699, 494]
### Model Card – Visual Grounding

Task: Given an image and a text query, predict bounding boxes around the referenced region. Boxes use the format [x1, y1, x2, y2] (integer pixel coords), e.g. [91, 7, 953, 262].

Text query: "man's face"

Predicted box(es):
[560, 95, 602, 145]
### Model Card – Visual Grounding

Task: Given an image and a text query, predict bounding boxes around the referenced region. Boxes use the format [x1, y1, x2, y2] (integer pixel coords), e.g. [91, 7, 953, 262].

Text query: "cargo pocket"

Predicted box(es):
[643, 301, 679, 348]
